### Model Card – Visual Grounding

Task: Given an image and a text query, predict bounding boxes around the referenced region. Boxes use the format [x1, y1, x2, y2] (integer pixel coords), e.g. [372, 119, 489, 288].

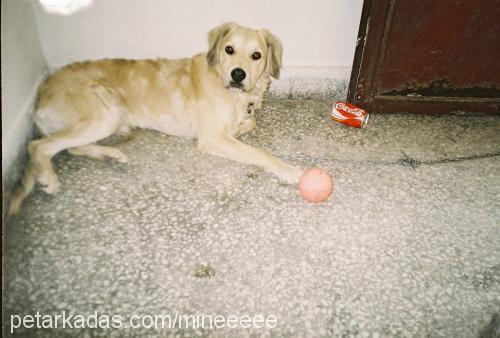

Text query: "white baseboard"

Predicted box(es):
[269, 65, 351, 100]
[2, 71, 48, 190]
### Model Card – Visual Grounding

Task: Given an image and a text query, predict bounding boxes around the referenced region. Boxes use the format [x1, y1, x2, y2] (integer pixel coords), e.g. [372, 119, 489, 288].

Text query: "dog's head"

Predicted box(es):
[207, 22, 282, 92]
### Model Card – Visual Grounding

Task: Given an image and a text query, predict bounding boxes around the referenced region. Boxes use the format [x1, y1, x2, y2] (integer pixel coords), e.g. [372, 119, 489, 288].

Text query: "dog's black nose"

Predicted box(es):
[231, 68, 246, 82]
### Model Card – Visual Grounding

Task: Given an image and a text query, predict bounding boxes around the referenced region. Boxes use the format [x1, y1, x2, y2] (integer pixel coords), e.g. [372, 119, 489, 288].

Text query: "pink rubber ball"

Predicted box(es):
[299, 168, 334, 203]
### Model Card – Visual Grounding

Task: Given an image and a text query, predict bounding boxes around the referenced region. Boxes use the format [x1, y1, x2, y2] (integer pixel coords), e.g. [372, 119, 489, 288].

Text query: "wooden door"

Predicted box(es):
[347, 0, 500, 114]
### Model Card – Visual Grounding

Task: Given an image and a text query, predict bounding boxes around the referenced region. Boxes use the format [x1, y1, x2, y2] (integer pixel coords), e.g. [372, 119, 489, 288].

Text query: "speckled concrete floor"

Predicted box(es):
[3, 100, 500, 337]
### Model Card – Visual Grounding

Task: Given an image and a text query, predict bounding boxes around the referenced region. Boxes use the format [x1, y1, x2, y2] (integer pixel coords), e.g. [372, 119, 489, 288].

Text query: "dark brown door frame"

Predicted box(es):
[347, 0, 500, 114]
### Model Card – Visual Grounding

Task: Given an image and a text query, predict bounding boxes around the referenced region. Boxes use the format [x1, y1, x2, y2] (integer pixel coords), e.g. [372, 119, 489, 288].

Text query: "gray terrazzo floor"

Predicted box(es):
[3, 99, 500, 337]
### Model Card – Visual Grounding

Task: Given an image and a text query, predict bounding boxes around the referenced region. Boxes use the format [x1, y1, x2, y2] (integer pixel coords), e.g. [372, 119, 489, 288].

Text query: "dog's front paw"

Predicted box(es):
[277, 165, 303, 185]
[111, 151, 129, 164]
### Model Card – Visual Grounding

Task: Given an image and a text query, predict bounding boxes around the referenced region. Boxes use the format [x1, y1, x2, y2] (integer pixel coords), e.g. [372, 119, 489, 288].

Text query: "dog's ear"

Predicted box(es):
[262, 29, 283, 79]
[207, 22, 236, 66]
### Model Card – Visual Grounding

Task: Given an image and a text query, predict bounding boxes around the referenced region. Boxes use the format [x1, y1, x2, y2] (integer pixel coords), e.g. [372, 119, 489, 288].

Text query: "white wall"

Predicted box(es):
[32, 0, 363, 92]
[2, 0, 48, 181]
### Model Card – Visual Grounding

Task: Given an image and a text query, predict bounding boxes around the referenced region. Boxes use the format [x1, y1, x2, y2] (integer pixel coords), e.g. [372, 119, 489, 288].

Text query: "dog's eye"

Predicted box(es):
[225, 46, 234, 55]
[252, 52, 262, 60]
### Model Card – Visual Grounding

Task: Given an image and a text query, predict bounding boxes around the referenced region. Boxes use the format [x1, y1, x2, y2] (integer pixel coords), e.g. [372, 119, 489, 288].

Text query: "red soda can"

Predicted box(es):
[331, 101, 369, 128]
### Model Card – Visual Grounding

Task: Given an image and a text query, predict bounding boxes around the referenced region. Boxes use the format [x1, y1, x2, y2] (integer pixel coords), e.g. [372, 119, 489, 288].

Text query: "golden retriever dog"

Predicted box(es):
[9, 22, 303, 215]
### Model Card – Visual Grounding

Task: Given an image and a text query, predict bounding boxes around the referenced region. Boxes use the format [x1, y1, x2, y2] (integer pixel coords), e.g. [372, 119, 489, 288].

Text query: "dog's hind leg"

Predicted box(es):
[9, 85, 125, 215]
[68, 144, 128, 163]
[29, 116, 122, 194]
[8, 119, 120, 216]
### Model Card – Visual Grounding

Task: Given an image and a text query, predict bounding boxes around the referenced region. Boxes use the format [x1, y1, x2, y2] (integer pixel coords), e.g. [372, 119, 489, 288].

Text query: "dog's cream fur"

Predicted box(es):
[9, 22, 302, 215]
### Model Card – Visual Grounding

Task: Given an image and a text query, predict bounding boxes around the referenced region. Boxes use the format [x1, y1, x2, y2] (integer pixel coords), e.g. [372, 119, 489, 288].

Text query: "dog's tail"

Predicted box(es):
[8, 162, 37, 216]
